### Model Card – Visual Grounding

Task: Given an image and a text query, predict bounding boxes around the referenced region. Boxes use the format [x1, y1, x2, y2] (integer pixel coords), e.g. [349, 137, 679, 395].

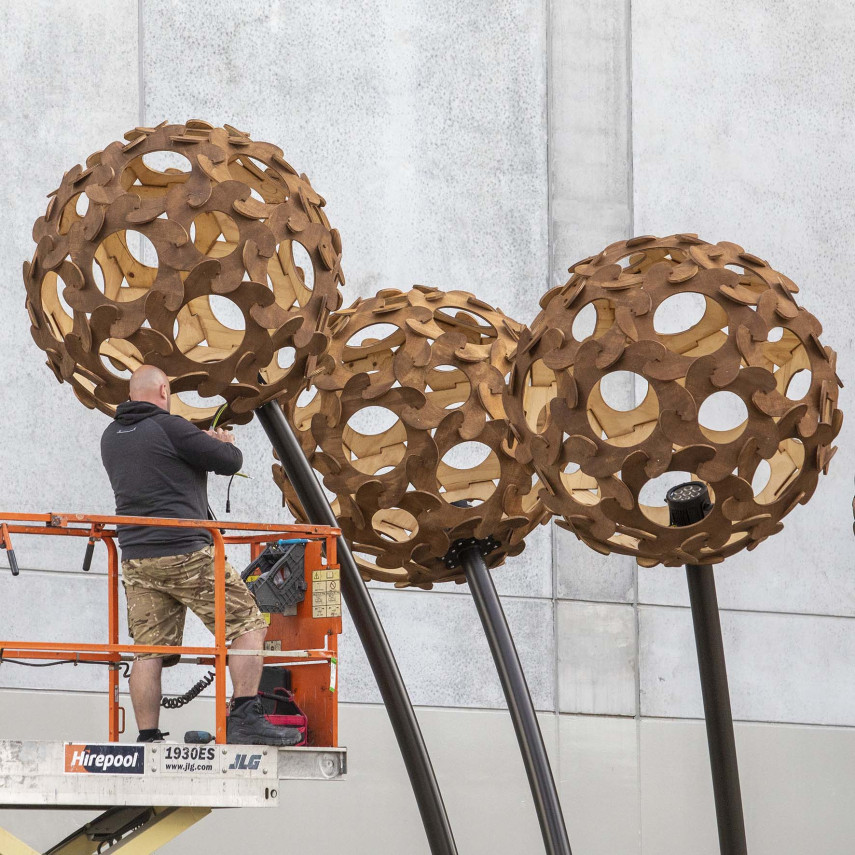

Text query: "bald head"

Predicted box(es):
[129, 365, 171, 411]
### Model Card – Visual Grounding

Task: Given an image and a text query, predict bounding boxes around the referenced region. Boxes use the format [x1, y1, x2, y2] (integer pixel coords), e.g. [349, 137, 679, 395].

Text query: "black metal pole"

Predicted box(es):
[255, 402, 457, 855]
[461, 544, 572, 855]
[666, 482, 747, 855]
[685, 563, 747, 855]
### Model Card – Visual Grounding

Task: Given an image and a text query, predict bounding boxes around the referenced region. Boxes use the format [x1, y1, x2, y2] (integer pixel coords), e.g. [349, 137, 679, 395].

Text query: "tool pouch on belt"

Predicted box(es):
[258, 688, 308, 746]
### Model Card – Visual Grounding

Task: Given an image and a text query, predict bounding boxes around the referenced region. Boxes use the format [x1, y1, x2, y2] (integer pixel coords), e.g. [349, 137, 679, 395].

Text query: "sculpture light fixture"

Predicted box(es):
[506, 233, 842, 567]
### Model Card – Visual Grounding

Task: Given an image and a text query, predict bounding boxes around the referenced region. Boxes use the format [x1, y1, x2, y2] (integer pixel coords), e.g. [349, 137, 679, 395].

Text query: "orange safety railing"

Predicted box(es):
[0, 512, 340, 744]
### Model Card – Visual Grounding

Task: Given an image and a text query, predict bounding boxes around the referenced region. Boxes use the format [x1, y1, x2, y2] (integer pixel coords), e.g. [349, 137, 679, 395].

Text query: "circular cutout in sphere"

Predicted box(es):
[24, 120, 344, 425]
[273, 286, 548, 588]
[505, 234, 843, 567]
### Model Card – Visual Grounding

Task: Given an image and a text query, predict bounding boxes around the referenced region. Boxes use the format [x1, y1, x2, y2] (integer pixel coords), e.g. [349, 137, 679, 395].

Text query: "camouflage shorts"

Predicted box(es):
[122, 545, 267, 666]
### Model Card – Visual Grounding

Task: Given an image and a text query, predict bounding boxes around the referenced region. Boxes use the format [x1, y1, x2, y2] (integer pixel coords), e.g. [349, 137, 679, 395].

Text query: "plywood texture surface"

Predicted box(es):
[506, 234, 843, 566]
[24, 120, 343, 426]
[277, 286, 548, 587]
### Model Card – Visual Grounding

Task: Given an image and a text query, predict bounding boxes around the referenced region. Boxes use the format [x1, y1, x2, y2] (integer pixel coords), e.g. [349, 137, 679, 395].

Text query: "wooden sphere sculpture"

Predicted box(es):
[506, 234, 843, 567]
[274, 286, 548, 588]
[24, 120, 343, 425]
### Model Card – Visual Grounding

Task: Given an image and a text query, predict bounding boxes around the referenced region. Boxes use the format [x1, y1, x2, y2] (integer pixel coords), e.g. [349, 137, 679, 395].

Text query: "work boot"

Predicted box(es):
[136, 729, 169, 743]
[226, 698, 301, 746]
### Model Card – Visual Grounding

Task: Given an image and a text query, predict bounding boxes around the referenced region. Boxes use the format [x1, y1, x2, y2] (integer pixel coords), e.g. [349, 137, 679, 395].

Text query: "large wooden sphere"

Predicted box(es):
[275, 286, 548, 588]
[24, 120, 343, 425]
[505, 234, 843, 567]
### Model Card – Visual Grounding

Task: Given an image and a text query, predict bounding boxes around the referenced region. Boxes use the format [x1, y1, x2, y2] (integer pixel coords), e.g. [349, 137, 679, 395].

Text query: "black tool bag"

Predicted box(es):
[241, 539, 308, 613]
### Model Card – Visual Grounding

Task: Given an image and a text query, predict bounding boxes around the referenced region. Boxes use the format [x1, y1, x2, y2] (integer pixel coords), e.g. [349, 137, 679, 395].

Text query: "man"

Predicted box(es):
[101, 365, 299, 746]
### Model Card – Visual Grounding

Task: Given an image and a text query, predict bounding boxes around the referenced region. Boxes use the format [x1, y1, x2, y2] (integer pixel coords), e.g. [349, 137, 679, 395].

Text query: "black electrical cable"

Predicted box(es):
[161, 670, 216, 709]
[226, 473, 236, 513]
[0, 650, 215, 710]
[0, 651, 131, 677]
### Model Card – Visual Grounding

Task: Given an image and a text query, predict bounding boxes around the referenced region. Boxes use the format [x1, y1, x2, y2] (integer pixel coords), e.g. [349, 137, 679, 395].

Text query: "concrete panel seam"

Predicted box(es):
[555, 594, 641, 606]
[0, 566, 109, 581]
[370, 587, 555, 604]
[627, 4, 642, 848]
[626, 0, 635, 237]
[138, 0, 145, 125]
[550, 530, 561, 757]
[640, 714, 855, 731]
[6, 571, 560, 599]
[637, 602, 855, 622]
[545, 0, 554, 291]
[0, 686, 133, 699]
[6, 685, 855, 731]
[0, 685, 567, 718]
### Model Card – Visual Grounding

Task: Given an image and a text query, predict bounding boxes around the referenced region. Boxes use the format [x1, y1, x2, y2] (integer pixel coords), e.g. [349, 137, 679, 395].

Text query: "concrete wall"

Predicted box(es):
[1, 1, 854, 853]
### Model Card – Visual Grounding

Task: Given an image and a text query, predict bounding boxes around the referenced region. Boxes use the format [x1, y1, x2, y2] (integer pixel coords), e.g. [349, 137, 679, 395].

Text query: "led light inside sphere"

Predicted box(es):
[669, 483, 705, 503]
[275, 286, 548, 588]
[24, 120, 344, 425]
[505, 234, 843, 567]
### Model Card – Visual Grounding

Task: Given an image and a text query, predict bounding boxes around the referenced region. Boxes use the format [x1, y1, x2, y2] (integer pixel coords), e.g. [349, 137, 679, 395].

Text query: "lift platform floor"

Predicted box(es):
[0, 740, 346, 810]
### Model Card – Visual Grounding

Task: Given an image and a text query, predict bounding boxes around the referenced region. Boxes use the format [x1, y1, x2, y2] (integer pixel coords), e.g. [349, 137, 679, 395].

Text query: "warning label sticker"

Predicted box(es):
[312, 568, 342, 618]
[65, 744, 145, 775]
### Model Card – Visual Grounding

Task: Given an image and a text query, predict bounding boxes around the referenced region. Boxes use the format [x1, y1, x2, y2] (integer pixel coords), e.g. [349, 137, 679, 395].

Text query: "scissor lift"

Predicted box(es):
[0, 512, 346, 854]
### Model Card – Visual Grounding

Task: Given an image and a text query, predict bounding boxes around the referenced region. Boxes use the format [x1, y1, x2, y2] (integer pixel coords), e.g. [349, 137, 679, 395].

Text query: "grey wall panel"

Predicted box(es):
[557, 601, 637, 716]
[338, 588, 556, 711]
[141, 0, 548, 325]
[639, 527, 855, 618]
[559, 714, 641, 855]
[556, 525, 636, 603]
[640, 717, 855, 855]
[549, 0, 632, 280]
[632, 0, 855, 618]
[491, 522, 553, 599]
[420, 705, 558, 854]
[640, 717, 718, 855]
[0, 0, 138, 574]
[639, 604, 855, 725]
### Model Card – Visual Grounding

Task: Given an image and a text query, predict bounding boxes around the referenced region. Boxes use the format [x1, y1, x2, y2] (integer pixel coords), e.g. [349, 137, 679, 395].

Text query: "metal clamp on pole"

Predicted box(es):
[0, 524, 19, 576]
[666, 481, 747, 855]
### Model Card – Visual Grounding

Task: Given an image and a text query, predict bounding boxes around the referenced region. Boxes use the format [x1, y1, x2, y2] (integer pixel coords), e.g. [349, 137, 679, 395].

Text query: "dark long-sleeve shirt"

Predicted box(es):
[100, 401, 243, 559]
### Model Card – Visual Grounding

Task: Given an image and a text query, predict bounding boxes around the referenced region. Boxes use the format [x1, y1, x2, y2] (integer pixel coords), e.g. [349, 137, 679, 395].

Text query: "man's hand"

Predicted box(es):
[206, 427, 236, 445]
